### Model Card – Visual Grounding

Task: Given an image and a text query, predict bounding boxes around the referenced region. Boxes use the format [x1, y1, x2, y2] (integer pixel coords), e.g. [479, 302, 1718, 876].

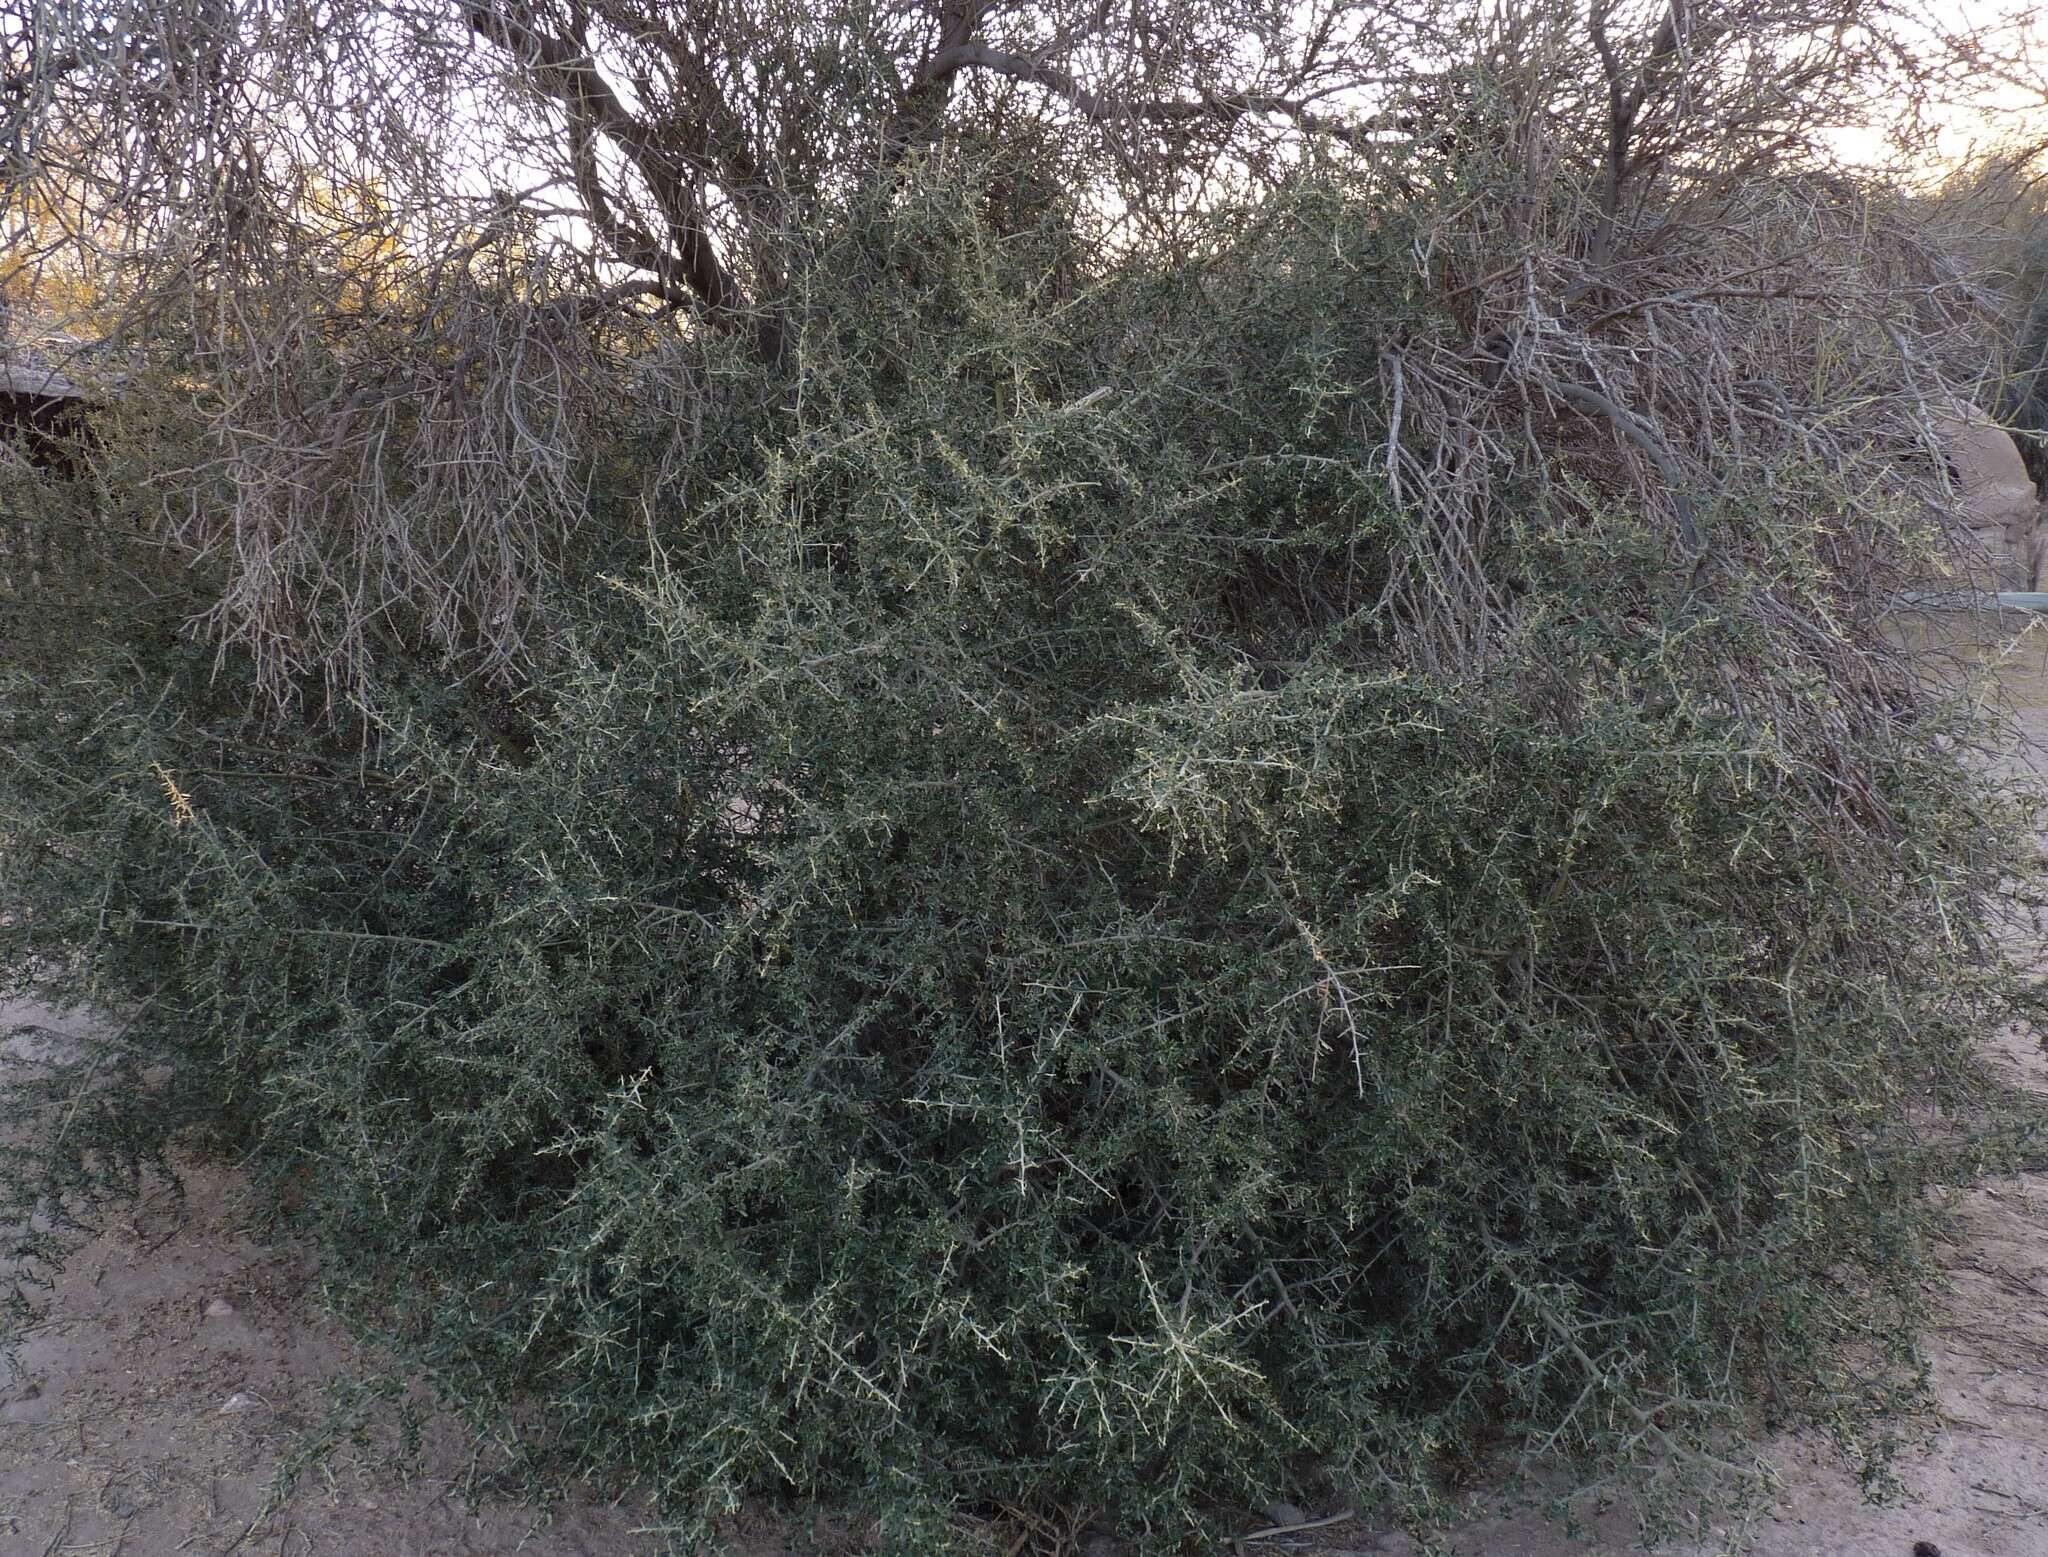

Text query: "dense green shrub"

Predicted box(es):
[5, 176, 2043, 1551]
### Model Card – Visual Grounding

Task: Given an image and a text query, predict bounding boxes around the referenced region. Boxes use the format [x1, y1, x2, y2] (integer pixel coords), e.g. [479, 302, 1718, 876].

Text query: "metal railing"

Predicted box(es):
[1900, 590, 2048, 613]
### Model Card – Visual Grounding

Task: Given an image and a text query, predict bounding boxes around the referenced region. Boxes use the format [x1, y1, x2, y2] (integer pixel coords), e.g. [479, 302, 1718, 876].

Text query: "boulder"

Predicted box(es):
[1935, 400, 2043, 589]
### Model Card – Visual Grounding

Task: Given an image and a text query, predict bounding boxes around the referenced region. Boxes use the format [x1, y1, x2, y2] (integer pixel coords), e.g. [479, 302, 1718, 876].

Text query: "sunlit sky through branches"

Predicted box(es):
[1826, 0, 2045, 173]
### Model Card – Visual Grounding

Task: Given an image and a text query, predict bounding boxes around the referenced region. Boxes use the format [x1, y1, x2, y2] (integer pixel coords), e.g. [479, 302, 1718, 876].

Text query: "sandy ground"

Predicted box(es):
[0, 997, 673, 1556]
[2, 711, 2045, 1557]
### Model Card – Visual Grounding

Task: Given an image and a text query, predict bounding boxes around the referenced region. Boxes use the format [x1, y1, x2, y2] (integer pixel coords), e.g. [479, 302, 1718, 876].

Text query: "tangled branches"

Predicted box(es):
[0, 1, 2037, 717]
[165, 241, 628, 705]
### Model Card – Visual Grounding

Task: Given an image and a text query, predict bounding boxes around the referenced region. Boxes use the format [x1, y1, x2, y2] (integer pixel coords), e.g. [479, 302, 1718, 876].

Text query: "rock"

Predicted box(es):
[1261, 1501, 1309, 1528]
[204, 1296, 236, 1319]
[1934, 399, 2042, 588]
[219, 1391, 257, 1414]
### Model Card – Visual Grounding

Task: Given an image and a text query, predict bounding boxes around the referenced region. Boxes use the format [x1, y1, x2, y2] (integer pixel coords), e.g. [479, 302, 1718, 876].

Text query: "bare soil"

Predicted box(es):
[2, 684, 2045, 1557]
[0, 1001, 681, 1556]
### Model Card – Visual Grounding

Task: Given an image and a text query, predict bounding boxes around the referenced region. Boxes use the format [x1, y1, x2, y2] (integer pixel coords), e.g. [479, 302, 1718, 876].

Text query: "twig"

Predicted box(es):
[1536, 375, 1705, 553]
[1234, 1509, 1357, 1546]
